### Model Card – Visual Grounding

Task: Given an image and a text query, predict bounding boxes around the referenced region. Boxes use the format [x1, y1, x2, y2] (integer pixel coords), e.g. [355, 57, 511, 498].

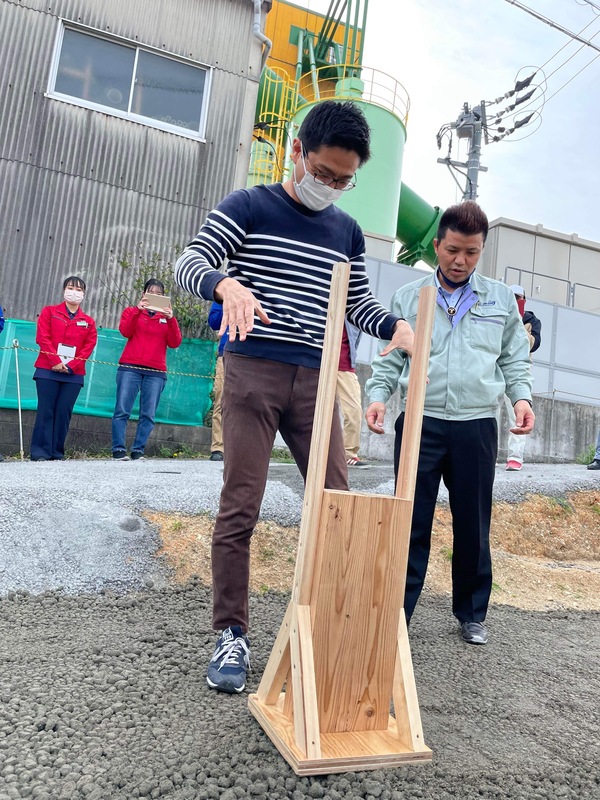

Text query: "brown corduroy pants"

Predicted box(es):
[212, 352, 348, 632]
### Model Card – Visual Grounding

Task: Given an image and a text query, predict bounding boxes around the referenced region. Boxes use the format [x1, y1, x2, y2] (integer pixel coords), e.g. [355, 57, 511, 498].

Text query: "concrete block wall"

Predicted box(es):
[0, 410, 211, 459]
[355, 364, 600, 465]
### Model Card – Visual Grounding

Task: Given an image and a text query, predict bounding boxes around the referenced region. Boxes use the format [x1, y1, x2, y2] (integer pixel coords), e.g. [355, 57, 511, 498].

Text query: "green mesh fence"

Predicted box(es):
[0, 319, 217, 426]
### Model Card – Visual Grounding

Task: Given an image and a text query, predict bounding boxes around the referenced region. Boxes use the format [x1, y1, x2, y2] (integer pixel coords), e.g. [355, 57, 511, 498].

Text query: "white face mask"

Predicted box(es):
[64, 289, 84, 305]
[293, 151, 345, 211]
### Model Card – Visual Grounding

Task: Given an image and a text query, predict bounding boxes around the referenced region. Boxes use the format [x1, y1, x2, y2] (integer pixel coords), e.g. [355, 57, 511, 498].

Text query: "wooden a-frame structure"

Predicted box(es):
[248, 263, 436, 775]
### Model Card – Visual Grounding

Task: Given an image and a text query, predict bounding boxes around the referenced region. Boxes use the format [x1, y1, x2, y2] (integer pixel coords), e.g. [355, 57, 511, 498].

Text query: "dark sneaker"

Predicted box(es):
[206, 626, 250, 693]
[587, 459, 600, 470]
[460, 621, 488, 645]
[347, 457, 371, 469]
[112, 451, 130, 461]
[130, 452, 146, 461]
[209, 451, 224, 462]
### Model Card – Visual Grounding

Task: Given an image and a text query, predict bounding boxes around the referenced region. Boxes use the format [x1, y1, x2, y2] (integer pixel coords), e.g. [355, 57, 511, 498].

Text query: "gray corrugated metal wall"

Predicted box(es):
[0, 0, 265, 327]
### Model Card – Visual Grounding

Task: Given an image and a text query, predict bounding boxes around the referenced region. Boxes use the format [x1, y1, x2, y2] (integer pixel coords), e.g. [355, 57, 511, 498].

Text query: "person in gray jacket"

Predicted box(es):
[365, 201, 534, 646]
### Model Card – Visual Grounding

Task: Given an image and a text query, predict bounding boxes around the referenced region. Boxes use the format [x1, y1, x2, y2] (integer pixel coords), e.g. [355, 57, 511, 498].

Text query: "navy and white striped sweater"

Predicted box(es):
[175, 183, 399, 368]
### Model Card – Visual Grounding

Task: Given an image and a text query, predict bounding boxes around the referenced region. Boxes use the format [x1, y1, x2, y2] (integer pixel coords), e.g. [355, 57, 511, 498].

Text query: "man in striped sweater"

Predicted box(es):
[175, 100, 413, 694]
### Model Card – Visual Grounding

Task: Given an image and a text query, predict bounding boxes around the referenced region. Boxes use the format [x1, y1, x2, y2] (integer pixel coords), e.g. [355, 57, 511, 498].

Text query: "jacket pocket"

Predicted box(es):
[469, 311, 507, 355]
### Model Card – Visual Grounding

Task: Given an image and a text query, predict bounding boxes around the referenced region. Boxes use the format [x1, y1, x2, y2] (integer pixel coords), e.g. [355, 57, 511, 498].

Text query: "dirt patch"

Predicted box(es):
[148, 490, 600, 612]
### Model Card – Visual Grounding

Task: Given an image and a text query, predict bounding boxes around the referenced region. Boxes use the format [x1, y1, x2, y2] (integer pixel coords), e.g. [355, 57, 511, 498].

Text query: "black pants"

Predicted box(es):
[30, 378, 82, 460]
[394, 414, 497, 623]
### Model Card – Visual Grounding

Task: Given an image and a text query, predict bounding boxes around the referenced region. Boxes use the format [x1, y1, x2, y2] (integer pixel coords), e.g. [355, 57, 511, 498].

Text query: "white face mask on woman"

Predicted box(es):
[64, 289, 84, 305]
[293, 151, 345, 212]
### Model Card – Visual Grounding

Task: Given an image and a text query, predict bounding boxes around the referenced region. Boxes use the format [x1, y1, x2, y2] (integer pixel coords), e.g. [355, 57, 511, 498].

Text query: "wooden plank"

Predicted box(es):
[289, 604, 307, 755]
[255, 602, 292, 705]
[310, 490, 413, 733]
[392, 612, 426, 751]
[292, 263, 350, 607]
[296, 604, 321, 759]
[395, 286, 436, 501]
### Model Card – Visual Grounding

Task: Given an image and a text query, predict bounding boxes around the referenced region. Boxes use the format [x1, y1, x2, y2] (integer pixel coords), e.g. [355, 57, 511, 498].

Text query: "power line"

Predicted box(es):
[540, 51, 600, 105]
[504, 0, 600, 54]
[576, 0, 600, 14]
[538, 11, 600, 72]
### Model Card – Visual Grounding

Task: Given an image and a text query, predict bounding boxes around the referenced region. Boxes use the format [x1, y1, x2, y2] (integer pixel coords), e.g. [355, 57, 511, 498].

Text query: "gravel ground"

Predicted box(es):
[1, 458, 599, 799]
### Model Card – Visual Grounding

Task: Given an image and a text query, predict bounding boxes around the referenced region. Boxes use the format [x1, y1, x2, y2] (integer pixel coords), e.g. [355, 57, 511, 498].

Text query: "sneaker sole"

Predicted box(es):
[206, 676, 245, 693]
[463, 637, 487, 645]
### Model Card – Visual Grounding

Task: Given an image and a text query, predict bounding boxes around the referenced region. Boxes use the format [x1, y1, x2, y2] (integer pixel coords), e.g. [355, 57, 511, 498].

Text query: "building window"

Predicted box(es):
[49, 25, 210, 139]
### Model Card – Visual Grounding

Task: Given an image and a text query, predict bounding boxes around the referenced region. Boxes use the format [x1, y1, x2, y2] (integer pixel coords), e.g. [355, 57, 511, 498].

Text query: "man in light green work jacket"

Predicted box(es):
[365, 201, 534, 646]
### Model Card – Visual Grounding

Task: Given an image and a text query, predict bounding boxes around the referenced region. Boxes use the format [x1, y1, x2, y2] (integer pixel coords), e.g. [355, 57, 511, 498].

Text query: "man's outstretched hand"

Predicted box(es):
[214, 277, 270, 341]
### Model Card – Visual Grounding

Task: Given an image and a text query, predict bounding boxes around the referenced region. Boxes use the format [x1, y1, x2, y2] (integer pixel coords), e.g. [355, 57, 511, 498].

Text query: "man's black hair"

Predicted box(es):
[63, 275, 86, 291]
[143, 278, 165, 294]
[297, 100, 371, 164]
[437, 201, 489, 244]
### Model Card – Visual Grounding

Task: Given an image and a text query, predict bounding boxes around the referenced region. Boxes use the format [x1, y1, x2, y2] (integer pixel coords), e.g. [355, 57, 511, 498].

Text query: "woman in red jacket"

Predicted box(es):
[30, 276, 98, 461]
[111, 279, 182, 460]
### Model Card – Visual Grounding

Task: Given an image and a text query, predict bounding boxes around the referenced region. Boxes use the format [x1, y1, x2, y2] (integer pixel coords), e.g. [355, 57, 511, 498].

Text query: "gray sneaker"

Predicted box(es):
[460, 621, 488, 645]
[587, 459, 600, 470]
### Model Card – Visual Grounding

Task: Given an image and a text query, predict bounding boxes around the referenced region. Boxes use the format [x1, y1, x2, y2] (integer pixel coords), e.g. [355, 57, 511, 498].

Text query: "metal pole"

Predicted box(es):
[350, 0, 361, 67]
[306, 36, 320, 100]
[13, 339, 25, 461]
[357, 0, 368, 68]
[341, 0, 351, 63]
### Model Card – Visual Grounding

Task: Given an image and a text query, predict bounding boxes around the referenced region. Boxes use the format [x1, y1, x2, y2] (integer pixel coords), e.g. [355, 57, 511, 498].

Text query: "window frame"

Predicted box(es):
[46, 20, 213, 142]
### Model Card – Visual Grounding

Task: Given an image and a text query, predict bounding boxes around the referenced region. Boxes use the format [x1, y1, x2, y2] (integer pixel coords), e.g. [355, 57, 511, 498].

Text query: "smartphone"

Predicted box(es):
[142, 293, 171, 311]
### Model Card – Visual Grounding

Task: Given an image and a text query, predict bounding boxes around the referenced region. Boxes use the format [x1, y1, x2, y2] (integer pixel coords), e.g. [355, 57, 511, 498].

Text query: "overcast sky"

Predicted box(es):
[306, 0, 600, 242]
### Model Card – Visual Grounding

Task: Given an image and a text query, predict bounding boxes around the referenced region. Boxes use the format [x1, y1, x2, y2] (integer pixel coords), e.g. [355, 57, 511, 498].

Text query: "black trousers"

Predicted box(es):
[394, 414, 497, 623]
[30, 378, 82, 460]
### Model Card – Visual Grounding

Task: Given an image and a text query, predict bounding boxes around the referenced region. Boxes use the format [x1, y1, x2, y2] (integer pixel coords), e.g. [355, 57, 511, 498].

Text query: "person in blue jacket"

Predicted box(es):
[0, 304, 4, 461]
[207, 301, 228, 461]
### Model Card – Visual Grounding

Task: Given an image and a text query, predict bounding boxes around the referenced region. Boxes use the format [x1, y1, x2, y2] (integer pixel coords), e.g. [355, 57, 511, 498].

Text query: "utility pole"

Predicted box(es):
[437, 102, 488, 201]
[436, 72, 538, 201]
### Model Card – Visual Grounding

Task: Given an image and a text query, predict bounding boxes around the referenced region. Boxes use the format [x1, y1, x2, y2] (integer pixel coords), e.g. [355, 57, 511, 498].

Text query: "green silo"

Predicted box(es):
[290, 83, 407, 258]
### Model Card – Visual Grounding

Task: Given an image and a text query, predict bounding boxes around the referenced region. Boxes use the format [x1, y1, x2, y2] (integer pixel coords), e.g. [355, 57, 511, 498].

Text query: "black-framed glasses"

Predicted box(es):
[303, 150, 357, 191]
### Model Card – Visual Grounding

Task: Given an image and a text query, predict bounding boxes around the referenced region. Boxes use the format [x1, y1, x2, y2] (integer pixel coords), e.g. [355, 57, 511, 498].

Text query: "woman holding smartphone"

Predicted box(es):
[111, 279, 182, 461]
[30, 276, 98, 461]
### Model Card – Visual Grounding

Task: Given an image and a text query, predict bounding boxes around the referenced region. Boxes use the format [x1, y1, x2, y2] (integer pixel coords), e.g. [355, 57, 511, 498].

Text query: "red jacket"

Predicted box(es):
[118, 307, 182, 371]
[34, 303, 98, 375]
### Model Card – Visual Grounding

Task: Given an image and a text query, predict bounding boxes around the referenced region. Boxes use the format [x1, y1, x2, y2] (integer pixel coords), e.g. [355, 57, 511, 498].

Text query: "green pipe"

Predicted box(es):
[396, 182, 442, 267]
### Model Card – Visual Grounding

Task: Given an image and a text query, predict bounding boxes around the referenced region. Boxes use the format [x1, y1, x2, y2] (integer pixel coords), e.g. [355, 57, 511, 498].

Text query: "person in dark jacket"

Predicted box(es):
[111, 279, 182, 461]
[504, 284, 541, 471]
[30, 276, 98, 461]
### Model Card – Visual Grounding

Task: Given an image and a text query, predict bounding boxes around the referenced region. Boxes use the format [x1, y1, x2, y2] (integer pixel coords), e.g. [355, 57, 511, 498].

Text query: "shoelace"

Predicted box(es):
[213, 636, 250, 669]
